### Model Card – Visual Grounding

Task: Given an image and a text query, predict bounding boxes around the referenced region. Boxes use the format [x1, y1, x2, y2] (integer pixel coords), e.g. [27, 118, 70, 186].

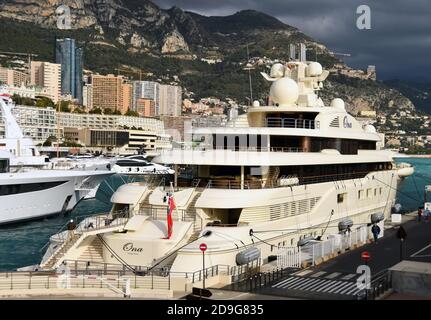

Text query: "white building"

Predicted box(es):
[30, 61, 62, 103]
[0, 105, 57, 143]
[132, 81, 160, 113]
[159, 84, 182, 116]
[132, 81, 182, 116]
[82, 84, 93, 109]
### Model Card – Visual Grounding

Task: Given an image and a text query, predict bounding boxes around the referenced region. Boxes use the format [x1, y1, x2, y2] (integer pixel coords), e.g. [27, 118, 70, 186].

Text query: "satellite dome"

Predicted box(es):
[364, 125, 377, 133]
[331, 98, 345, 110]
[270, 63, 285, 78]
[307, 62, 323, 77]
[270, 78, 299, 106]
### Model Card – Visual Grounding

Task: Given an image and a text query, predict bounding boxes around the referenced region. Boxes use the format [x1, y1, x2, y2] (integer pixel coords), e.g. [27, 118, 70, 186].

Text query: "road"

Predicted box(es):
[315, 216, 431, 275]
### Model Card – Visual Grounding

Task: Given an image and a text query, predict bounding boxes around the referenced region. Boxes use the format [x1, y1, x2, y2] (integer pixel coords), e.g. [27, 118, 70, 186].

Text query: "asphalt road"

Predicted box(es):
[315, 217, 431, 275]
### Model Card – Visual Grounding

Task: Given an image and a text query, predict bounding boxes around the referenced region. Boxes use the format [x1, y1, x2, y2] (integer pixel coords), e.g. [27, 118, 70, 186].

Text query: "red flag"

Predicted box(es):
[166, 196, 175, 239]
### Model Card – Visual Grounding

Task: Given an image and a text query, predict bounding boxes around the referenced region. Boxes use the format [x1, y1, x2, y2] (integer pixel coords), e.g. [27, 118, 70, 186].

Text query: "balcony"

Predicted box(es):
[265, 117, 319, 129]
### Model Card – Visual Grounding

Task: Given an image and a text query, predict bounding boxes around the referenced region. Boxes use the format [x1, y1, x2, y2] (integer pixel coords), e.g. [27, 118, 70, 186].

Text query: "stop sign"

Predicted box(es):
[199, 243, 207, 252]
[361, 251, 371, 262]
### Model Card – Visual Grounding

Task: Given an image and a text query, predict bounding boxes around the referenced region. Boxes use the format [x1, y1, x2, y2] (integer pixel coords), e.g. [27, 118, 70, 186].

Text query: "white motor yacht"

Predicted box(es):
[37, 52, 414, 275]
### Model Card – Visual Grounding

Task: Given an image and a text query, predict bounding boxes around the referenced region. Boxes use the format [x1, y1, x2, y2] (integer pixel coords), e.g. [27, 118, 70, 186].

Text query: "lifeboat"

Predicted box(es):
[397, 163, 414, 178]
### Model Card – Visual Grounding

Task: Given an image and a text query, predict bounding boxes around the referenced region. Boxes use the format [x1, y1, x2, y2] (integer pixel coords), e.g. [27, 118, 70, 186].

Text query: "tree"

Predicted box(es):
[35, 96, 55, 108]
[113, 109, 122, 115]
[104, 108, 114, 115]
[89, 107, 103, 114]
[12, 94, 35, 106]
[60, 101, 71, 113]
[125, 109, 139, 117]
[73, 106, 86, 114]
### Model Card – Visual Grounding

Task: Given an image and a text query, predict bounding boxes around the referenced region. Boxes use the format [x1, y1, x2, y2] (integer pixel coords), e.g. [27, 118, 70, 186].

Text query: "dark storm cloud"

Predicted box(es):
[153, 0, 431, 81]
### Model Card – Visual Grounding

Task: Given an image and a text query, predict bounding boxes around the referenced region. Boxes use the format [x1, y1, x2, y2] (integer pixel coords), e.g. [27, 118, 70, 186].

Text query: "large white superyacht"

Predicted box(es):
[37, 56, 413, 275]
[0, 93, 114, 225]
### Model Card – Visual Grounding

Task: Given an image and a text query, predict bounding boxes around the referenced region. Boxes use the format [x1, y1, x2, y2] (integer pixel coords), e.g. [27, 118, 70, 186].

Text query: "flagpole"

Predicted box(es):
[169, 182, 182, 221]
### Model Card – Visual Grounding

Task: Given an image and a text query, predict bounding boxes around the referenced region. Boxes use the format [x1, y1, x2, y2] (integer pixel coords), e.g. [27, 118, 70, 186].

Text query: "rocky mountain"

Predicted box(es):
[0, 0, 417, 114]
[384, 80, 431, 114]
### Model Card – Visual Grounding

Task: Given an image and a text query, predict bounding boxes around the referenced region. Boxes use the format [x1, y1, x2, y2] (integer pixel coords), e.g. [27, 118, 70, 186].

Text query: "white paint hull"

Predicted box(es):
[0, 171, 113, 225]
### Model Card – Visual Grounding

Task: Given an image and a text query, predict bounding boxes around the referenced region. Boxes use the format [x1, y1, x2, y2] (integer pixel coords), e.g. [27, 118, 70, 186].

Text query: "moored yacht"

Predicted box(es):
[0, 92, 115, 225]
[0, 152, 114, 225]
[37, 53, 413, 275]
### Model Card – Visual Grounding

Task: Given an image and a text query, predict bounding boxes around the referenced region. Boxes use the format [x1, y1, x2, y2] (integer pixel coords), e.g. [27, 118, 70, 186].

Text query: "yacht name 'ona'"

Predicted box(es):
[37, 55, 413, 275]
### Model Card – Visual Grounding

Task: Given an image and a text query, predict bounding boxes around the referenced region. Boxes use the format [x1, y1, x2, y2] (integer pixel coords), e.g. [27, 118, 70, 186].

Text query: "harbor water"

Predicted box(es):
[0, 158, 429, 271]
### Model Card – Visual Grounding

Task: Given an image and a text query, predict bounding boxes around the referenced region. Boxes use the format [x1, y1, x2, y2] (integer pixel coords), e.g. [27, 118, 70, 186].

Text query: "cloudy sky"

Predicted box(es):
[154, 0, 431, 82]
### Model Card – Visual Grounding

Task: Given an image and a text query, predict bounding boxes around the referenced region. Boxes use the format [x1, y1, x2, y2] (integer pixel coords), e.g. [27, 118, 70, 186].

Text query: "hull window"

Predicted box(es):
[0, 181, 68, 196]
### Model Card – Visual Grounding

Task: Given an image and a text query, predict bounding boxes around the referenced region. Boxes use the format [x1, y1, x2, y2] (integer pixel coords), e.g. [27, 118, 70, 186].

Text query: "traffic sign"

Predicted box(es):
[199, 243, 207, 252]
[361, 251, 371, 262]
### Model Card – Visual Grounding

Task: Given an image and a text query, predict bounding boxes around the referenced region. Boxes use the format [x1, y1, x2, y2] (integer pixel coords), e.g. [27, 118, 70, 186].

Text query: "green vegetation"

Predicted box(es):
[12, 94, 34, 106]
[35, 97, 55, 108]
[125, 109, 139, 117]
[89, 107, 103, 114]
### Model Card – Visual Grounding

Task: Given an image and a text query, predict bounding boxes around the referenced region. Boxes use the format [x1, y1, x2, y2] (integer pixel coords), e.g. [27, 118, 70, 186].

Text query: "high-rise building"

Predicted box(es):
[132, 81, 160, 112]
[0, 67, 29, 87]
[159, 84, 182, 116]
[91, 74, 131, 113]
[30, 61, 62, 103]
[120, 82, 133, 114]
[82, 84, 93, 109]
[55, 38, 83, 104]
[136, 98, 156, 117]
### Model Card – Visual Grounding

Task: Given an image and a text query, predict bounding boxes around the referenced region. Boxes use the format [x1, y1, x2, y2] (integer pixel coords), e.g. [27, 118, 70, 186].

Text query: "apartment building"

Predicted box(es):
[30, 61, 62, 103]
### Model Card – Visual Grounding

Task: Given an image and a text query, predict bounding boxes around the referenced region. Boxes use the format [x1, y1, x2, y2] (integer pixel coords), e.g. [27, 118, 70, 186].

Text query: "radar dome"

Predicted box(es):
[270, 78, 299, 106]
[270, 63, 285, 78]
[364, 125, 377, 133]
[307, 62, 323, 77]
[331, 98, 345, 110]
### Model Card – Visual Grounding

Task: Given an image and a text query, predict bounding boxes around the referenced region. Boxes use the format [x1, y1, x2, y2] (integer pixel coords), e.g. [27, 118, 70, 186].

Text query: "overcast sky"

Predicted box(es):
[154, 0, 431, 82]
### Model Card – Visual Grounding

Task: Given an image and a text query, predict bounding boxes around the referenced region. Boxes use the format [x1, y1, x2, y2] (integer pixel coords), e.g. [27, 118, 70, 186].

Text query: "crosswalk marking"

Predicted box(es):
[316, 280, 344, 293]
[310, 271, 327, 278]
[325, 272, 341, 279]
[328, 281, 352, 294]
[341, 274, 357, 281]
[271, 275, 359, 296]
[295, 269, 314, 277]
[292, 278, 321, 290]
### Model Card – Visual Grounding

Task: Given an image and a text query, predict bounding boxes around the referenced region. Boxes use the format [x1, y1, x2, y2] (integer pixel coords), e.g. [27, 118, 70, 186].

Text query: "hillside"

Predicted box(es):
[384, 80, 431, 114]
[0, 0, 416, 113]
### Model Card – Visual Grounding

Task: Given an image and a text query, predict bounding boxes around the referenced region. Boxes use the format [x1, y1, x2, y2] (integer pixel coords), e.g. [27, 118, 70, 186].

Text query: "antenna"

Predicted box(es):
[289, 44, 296, 61]
[243, 44, 254, 105]
[299, 43, 307, 62]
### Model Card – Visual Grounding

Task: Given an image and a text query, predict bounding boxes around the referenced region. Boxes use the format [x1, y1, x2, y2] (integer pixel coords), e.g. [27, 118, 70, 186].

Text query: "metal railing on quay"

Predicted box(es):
[0, 262, 256, 292]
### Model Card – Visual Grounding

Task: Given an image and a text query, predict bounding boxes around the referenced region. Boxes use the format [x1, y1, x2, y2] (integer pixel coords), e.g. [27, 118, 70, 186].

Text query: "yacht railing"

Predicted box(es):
[204, 171, 372, 190]
[265, 117, 319, 129]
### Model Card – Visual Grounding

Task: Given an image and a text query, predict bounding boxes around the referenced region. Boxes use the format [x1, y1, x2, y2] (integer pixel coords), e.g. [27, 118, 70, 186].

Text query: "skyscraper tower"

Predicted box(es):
[55, 38, 83, 104]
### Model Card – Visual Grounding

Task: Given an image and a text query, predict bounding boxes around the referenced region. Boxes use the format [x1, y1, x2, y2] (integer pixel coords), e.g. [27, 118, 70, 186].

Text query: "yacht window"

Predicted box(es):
[379, 187, 383, 195]
[337, 193, 347, 203]
[358, 190, 365, 200]
[367, 188, 372, 198]
[0, 181, 68, 196]
[0, 159, 9, 173]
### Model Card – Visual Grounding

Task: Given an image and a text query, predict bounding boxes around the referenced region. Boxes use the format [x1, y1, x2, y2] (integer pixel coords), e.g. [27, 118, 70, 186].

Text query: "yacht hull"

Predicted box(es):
[0, 171, 113, 225]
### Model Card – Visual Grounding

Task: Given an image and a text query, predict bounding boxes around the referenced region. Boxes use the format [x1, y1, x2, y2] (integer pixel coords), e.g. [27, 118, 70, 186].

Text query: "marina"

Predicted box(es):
[1, 57, 429, 300]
